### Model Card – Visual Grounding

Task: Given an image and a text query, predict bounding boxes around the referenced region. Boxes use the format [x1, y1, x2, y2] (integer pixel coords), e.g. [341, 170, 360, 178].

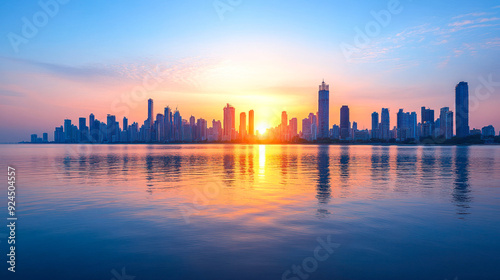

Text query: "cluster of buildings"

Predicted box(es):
[43, 100, 256, 144]
[29, 81, 498, 144]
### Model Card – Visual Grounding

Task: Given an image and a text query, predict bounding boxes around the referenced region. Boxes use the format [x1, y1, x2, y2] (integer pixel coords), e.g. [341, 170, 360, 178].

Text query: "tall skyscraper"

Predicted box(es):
[340, 105, 350, 140]
[89, 113, 95, 133]
[248, 110, 254, 136]
[381, 108, 390, 140]
[239, 112, 247, 139]
[164, 106, 172, 141]
[371, 112, 379, 139]
[123, 117, 128, 131]
[308, 113, 317, 140]
[318, 80, 330, 139]
[281, 111, 288, 141]
[148, 98, 154, 128]
[409, 112, 418, 139]
[79, 117, 88, 142]
[64, 119, 72, 142]
[223, 104, 235, 140]
[455, 81, 469, 138]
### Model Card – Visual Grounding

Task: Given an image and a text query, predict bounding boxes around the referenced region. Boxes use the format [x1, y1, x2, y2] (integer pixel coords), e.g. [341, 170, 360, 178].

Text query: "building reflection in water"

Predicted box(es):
[454, 146, 471, 217]
[223, 145, 236, 187]
[316, 146, 331, 217]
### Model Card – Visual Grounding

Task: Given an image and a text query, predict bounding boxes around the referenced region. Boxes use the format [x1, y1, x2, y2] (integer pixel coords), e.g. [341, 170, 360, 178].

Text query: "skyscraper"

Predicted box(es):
[148, 98, 154, 128]
[79, 117, 88, 142]
[248, 110, 254, 136]
[340, 105, 350, 140]
[123, 117, 128, 131]
[281, 111, 288, 141]
[421, 106, 435, 137]
[89, 113, 95, 133]
[371, 112, 379, 139]
[455, 81, 469, 138]
[302, 118, 312, 141]
[223, 104, 235, 141]
[239, 112, 247, 139]
[64, 119, 72, 142]
[318, 80, 330, 139]
[381, 108, 390, 140]
[164, 106, 172, 142]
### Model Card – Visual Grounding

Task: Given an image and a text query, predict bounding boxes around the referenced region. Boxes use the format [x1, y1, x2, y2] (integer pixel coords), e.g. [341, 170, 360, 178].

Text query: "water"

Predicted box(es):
[1, 144, 500, 280]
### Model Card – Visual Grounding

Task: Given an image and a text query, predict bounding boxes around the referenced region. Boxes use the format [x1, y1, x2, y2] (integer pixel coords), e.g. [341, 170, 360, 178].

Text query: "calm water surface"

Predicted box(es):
[1, 144, 500, 280]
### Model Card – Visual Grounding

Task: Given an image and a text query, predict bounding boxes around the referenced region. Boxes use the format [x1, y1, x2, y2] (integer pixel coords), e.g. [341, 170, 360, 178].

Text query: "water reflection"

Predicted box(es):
[316, 145, 331, 205]
[47, 145, 485, 219]
[454, 146, 471, 217]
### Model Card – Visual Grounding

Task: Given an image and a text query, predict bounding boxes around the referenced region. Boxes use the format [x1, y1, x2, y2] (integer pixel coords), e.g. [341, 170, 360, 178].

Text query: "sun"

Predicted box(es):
[256, 123, 270, 134]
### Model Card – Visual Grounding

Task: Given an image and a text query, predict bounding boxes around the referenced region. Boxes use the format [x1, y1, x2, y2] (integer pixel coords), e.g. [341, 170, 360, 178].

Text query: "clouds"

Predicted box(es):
[343, 8, 499, 68]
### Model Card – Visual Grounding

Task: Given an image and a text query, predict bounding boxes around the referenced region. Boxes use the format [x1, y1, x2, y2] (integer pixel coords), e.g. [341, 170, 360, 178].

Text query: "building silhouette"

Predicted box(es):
[248, 110, 254, 136]
[340, 105, 350, 140]
[223, 104, 235, 141]
[456, 81, 469, 138]
[318, 80, 330, 139]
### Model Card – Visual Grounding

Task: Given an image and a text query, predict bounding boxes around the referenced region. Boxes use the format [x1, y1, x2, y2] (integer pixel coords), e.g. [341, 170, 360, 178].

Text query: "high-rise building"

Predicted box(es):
[107, 114, 118, 143]
[308, 113, 317, 140]
[148, 98, 154, 128]
[64, 119, 72, 142]
[340, 105, 350, 140]
[281, 111, 288, 141]
[164, 107, 172, 142]
[289, 118, 298, 138]
[456, 81, 469, 138]
[409, 112, 418, 139]
[42, 133, 48, 143]
[123, 117, 128, 131]
[89, 113, 95, 134]
[302, 118, 312, 141]
[239, 112, 247, 139]
[318, 80, 330, 139]
[223, 104, 235, 141]
[331, 124, 340, 139]
[173, 110, 182, 141]
[482, 125, 495, 138]
[439, 107, 454, 139]
[421, 106, 435, 137]
[371, 112, 379, 139]
[212, 119, 222, 141]
[248, 110, 254, 136]
[196, 118, 208, 141]
[381, 108, 390, 140]
[397, 109, 409, 141]
[79, 117, 88, 142]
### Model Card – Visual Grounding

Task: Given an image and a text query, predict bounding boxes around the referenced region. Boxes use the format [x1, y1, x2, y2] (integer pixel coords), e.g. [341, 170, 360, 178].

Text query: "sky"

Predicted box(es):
[0, 0, 499, 142]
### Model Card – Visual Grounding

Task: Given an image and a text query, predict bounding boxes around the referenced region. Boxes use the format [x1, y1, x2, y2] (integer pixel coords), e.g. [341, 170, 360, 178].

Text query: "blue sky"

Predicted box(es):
[0, 0, 499, 142]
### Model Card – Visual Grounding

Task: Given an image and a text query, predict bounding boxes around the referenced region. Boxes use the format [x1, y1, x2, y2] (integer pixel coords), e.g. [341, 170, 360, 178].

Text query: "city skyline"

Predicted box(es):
[27, 80, 499, 144]
[1, 0, 500, 142]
